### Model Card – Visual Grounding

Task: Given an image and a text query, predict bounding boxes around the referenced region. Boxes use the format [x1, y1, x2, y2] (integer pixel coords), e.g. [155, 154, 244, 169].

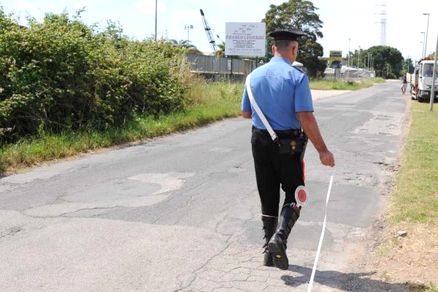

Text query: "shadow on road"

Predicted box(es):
[281, 264, 407, 291]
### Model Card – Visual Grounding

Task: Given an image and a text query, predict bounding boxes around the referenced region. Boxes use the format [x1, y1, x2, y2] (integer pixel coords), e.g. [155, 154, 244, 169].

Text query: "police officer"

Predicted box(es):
[241, 29, 335, 270]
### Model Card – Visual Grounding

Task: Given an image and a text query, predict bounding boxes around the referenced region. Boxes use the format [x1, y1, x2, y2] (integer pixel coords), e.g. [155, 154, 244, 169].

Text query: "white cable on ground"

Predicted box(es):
[307, 175, 334, 292]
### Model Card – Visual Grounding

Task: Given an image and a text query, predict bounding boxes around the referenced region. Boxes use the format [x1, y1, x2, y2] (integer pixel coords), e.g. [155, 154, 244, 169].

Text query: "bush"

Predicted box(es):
[0, 9, 191, 143]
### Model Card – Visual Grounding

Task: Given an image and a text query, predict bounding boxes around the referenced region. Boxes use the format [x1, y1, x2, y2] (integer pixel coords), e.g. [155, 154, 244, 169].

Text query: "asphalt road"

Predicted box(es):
[0, 81, 408, 292]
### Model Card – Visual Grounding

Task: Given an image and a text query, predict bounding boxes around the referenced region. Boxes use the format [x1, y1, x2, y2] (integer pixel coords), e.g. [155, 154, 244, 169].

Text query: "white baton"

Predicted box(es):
[307, 174, 334, 292]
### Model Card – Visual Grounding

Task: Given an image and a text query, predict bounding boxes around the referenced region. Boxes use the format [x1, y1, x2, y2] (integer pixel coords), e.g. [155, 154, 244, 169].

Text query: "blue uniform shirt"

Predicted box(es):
[241, 57, 314, 130]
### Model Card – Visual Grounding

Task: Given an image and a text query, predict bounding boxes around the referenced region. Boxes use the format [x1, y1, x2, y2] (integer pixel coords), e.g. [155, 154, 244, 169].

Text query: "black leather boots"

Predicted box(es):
[267, 203, 300, 270]
[261, 216, 278, 266]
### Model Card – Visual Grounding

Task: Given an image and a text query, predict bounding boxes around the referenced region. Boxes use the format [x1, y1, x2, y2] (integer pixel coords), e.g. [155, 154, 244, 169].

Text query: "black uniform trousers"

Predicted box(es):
[251, 127, 305, 217]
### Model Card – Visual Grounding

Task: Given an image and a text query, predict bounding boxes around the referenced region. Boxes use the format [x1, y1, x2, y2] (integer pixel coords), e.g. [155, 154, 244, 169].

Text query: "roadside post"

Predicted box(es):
[329, 50, 342, 80]
[429, 33, 437, 112]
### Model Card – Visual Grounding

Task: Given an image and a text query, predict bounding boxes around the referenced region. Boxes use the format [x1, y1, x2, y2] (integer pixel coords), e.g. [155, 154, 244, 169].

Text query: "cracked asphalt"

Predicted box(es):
[0, 81, 408, 291]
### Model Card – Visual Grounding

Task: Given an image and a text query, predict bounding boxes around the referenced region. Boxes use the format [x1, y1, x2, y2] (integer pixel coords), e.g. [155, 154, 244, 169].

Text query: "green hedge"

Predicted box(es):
[0, 9, 191, 143]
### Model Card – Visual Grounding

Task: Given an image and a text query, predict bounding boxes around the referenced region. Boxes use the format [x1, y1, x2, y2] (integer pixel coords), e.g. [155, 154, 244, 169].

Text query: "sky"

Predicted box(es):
[1, 0, 437, 62]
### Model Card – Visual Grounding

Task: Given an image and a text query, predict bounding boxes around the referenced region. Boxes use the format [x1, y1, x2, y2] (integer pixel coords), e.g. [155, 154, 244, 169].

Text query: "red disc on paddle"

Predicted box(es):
[295, 185, 307, 207]
[298, 189, 307, 203]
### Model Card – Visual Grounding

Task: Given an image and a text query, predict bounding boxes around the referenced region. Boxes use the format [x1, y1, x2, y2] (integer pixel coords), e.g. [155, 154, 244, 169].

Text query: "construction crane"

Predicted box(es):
[200, 9, 218, 52]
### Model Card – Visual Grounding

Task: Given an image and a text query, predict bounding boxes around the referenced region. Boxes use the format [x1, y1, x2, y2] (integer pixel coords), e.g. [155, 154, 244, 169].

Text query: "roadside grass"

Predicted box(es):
[391, 102, 438, 223]
[426, 284, 438, 292]
[310, 78, 385, 90]
[408, 283, 438, 292]
[0, 77, 381, 174]
[374, 102, 438, 289]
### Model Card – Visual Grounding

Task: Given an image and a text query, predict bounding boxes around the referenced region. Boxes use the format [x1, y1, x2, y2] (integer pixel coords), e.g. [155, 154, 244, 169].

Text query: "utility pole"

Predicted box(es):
[423, 13, 430, 58]
[348, 38, 351, 67]
[154, 0, 158, 41]
[421, 32, 426, 58]
[429, 33, 437, 112]
[357, 48, 360, 68]
[185, 25, 193, 42]
[377, 2, 387, 46]
[367, 53, 371, 70]
[420, 41, 425, 59]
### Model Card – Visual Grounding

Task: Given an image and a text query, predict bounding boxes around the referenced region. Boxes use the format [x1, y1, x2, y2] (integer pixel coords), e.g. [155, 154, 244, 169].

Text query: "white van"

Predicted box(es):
[412, 59, 438, 102]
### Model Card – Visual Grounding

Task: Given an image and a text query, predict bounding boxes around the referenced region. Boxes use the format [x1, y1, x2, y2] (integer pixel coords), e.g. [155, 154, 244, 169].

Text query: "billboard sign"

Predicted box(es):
[329, 50, 342, 60]
[225, 22, 266, 57]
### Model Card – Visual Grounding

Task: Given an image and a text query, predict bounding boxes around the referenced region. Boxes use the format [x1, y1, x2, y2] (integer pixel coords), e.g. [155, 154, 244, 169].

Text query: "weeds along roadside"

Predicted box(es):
[0, 79, 243, 173]
[0, 9, 241, 173]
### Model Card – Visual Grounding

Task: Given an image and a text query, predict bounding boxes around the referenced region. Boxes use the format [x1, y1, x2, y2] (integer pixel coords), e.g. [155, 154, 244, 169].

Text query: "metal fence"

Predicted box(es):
[324, 67, 375, 80]
[187, 55, 376, 81]
[186, 54, 257, 81]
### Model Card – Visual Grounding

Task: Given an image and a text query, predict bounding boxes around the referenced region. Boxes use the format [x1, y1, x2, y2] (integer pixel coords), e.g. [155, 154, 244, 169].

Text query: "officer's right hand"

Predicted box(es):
[319, 150, 335, 167]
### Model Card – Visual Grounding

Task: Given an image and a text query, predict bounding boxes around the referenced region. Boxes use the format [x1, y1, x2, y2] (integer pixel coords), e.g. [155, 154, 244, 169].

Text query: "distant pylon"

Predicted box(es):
[377, 1, 387, 45]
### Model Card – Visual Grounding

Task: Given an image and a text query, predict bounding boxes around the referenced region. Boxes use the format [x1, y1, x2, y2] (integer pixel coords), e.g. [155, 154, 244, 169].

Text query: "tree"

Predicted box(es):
[364, 46, 403, 79]
[404, 58, 415, 74]
[262, 0, 326, 77]
[167, 39, 201, 54]
[215, 42, 225, 58]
